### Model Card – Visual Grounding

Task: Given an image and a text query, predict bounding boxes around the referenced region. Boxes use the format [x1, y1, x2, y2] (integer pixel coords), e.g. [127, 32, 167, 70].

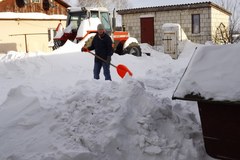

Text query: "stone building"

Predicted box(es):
[117, 2, 231, 46]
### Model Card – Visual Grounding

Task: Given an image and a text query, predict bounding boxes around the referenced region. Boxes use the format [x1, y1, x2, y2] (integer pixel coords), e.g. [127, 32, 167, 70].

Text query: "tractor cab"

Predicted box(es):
[66, 7, 112, 35]
[53, 7, 112, 49]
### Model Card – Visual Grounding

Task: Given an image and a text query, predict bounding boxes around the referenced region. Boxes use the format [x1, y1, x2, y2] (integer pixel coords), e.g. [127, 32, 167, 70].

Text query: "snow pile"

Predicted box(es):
[0, 12, 66, 19]
[0, 41, 214, 160]
[173, 43, 240, 101]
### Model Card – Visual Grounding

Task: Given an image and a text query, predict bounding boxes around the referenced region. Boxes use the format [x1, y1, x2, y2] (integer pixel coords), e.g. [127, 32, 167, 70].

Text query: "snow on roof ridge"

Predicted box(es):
[0, 12, 66, 20]
[120, 1, 212, 10]
[117, 1, 230, 15]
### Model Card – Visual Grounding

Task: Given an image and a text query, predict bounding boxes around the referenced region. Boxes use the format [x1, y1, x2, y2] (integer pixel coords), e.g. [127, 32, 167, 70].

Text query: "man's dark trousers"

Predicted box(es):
[93, 61, 111, 81]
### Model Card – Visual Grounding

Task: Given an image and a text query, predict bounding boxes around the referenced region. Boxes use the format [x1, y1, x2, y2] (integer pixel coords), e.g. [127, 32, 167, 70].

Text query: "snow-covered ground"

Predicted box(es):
[0, 41, 215, 160]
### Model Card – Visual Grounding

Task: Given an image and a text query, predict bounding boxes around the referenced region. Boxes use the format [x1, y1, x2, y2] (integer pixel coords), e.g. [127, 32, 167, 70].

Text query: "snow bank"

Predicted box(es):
[174, 43, 240, 101]
[0, 42, 213, 160]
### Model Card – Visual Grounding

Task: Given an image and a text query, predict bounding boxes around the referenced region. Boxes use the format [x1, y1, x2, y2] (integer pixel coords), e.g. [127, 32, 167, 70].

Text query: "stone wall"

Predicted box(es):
[120, 7, 229, 45]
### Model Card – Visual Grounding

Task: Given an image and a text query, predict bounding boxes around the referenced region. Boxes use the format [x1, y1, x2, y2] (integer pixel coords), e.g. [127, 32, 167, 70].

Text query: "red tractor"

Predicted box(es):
[53, 7, 142, 56]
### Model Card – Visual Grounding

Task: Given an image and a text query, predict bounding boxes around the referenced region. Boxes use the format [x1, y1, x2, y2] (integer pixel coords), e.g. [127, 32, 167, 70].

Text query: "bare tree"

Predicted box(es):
[213, 23, 230, 44]
[73, 0, 128, 27]
[76, 0, 101, 7]
[214, 0, 240, 43]
[75, 0, 128, 10]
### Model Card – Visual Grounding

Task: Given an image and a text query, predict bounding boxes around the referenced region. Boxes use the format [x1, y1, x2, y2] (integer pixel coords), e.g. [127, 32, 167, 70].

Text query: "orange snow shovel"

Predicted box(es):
[88, 51, 133, 78]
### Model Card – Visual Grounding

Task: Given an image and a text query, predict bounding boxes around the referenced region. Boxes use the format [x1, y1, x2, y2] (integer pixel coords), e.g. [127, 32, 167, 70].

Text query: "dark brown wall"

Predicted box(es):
[0, 0, 70, 15]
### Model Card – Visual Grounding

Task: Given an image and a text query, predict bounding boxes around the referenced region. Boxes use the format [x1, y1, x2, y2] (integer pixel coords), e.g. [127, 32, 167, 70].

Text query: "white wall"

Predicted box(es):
[0, 19, 66, 53]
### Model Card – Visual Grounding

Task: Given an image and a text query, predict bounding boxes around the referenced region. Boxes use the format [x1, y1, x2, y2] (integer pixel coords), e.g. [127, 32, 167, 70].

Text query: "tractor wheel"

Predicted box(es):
[52, 40, 64, 50]
[124, 42, 142, 57]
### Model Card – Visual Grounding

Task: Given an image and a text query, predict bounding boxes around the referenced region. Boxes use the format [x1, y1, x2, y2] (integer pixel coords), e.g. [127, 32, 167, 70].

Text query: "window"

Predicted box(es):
[32, 0, 40, 3]
[91, 11, 99, 18]
[48, 28, 55, 47]
[100, 12, 111, 32]
[67, 11, 87, 31]
[192, 14, 200, 34]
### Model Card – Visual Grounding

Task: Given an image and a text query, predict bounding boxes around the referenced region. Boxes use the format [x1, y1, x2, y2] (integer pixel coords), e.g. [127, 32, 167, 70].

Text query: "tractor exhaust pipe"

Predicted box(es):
[112, 8, 116, 31]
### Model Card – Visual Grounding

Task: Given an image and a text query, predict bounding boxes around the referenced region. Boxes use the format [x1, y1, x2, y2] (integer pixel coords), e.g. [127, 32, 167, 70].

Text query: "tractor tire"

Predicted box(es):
[52, 40, 64, 50]
[124, 42, 142, 57]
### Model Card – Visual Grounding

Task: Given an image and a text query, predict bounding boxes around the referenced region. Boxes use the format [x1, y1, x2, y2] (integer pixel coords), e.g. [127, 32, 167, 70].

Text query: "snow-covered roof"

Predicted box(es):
[0, 12, 66, 20]
[162, 23, 181, 31]
[117, 2, 231, 16]
[172, 43, 240, 102]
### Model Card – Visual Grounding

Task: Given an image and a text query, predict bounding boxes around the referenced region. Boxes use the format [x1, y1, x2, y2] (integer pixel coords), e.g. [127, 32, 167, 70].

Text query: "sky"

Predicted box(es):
[0, 34, 222, 159]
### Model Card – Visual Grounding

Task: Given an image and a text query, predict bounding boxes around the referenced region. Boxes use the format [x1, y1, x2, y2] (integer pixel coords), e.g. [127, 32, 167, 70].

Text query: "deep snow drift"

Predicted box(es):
[0, 41, 215, 160]
[174, 43, 240, 101]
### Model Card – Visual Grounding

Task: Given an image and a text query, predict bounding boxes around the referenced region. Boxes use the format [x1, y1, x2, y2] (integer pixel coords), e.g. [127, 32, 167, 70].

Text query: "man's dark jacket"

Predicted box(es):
[88, 33, 113, 62]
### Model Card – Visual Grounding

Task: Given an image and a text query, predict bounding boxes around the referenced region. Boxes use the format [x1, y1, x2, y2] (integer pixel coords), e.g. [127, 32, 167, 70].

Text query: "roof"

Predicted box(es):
[172, 43, 240, 103]
[117, 2, 231, 16]
[0, 0, 70, 8]
[0, 0, 70, 14]
[67, 7, 108, 12]
[55, 0, 70, 8]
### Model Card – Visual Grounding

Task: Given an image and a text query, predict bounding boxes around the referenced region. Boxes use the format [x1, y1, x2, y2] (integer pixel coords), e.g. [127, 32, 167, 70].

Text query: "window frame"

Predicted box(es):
[100, 12, 111, 32]
[31, 0, 40, 3]
[192, 14, 200, 34]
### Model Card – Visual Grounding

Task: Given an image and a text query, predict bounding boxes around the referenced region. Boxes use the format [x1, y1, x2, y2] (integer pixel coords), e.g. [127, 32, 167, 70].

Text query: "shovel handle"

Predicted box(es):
[85, 51, 133, 78]
[88, 51, 117, 68]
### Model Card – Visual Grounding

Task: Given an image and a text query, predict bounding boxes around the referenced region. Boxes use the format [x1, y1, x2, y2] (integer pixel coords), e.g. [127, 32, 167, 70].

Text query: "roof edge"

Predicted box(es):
[55, 0, 71, 8]
[117, 2, 231, 16]
[172, 94, 240, 104]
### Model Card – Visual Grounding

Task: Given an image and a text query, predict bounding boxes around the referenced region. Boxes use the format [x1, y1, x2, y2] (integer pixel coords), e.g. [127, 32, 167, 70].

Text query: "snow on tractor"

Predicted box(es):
[53, 7, 142, 57]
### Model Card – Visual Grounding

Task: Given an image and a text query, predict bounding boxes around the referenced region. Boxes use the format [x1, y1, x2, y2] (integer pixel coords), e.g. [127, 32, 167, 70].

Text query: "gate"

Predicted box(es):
[162, 31, 178, 59]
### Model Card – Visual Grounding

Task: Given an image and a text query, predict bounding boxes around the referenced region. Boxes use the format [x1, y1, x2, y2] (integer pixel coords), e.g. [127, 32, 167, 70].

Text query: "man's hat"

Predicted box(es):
[97, 24, 105, 30]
